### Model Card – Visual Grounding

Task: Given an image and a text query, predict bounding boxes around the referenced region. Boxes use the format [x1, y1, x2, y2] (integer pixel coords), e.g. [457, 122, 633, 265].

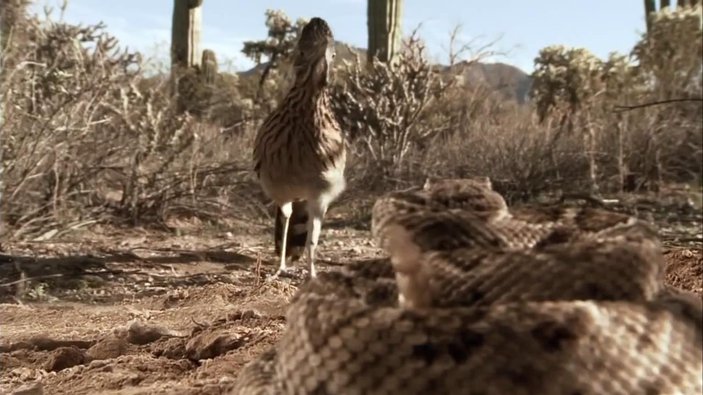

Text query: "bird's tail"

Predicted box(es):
[274, 200, 308, 262]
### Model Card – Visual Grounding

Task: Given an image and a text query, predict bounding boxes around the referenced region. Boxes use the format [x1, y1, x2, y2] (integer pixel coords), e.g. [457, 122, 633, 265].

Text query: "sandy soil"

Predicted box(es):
[0, 202, 700, 395]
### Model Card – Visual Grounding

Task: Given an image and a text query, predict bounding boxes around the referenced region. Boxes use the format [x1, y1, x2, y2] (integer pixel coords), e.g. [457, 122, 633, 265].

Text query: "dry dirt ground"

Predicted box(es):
[1, 196, 701, 395]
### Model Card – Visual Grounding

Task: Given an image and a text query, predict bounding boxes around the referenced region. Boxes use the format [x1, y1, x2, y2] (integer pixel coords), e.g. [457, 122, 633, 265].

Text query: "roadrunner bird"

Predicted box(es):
[253, 17, 346, 278]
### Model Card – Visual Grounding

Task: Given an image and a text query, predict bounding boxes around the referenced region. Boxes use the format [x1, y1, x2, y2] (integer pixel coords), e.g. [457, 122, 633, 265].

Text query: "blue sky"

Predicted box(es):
[31, 0, 648, 73]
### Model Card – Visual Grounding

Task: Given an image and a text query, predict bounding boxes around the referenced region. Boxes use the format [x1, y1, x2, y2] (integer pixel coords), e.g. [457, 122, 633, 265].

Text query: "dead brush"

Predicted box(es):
[2, 6, 700, 242]
[331, 29, 450, 183]
[417, 96, 589, 202]
[1, 12, 262, 239]
[334, 7, 702, 201]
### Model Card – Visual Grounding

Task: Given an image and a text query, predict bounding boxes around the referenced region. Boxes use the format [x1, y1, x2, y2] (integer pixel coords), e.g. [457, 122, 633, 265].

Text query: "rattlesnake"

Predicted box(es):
[232, 178, 702, 395]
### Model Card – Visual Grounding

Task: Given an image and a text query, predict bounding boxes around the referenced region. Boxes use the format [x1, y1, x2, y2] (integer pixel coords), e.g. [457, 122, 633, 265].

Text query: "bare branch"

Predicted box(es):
[613, 97, 703, 112]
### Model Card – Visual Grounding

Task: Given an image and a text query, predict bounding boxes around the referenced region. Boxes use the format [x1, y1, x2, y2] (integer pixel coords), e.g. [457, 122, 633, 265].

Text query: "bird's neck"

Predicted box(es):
[285, 77, 331, 114]
[291, 77, 327, 101]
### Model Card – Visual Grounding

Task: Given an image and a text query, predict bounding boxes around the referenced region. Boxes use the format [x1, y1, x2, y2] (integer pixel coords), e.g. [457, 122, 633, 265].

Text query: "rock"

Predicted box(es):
[44, 346, 86, 372]
[12, 381, 43, 395]
[125, 320, 183, 345]
[186, 330, 245, 360]
[150, 337, 188, 360]
[86, 335, 130, 360]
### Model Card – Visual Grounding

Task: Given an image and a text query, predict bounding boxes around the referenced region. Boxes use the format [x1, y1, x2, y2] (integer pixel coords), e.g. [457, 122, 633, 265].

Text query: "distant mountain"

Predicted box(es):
[237, 41, 365, 78]
[333, 41, 368, 64]
[238, 41, 532, 104]
[441, 61, 532, 104]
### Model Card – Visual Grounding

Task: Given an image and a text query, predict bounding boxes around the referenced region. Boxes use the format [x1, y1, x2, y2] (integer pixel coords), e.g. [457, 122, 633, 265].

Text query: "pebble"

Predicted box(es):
[12, 381, 43, 395]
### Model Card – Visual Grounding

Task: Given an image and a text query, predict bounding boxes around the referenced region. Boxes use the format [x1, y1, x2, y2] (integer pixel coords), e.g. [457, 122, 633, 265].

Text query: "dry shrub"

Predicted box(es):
[174, 66, 254, 131]
[1, 14, 259, 238]
[418, 102, 585, 201]
[331, 31, 450, 188]
[333, 5, 701, 201]
[529, 6, 702, 193]
[330, 31, 585, 199]
[2, 6, 700, 240]
[627, 6, 703, 187]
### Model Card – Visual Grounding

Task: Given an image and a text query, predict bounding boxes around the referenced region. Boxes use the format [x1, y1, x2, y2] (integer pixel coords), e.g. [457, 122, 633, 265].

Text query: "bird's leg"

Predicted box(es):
[272, 202, 293, 278]
[306, 216, 322, 278]
[305, 203, 327, 278]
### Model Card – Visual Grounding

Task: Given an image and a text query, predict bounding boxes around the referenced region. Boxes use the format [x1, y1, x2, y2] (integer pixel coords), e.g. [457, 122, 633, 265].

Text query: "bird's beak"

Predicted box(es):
[324, 45, 336, 83]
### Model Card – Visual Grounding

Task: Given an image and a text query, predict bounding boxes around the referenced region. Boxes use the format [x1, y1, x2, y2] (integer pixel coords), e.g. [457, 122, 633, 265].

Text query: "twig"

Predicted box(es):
[558, 192, 606, 207]
[670, 237, 703, 244]
[613, 97, 703, 112]
[0, 273, 65, 287]
[255, 254, 262, 286]
[190, 316, 209, 329]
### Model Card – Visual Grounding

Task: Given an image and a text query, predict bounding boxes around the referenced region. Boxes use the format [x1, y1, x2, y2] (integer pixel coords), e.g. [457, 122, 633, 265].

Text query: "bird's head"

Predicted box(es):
[293, 17, 336, 88]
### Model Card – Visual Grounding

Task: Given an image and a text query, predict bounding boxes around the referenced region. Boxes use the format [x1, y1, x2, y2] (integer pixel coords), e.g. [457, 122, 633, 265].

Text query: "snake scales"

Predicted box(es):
[232, 178, 702, 395]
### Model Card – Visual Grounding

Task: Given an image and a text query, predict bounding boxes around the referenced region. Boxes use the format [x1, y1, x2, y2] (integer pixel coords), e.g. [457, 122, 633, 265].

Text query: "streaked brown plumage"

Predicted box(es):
[253, 17, 346, 278]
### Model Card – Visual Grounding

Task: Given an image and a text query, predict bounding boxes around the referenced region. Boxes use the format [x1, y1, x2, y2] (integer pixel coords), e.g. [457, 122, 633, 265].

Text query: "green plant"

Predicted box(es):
[242, 9, 308, 95]
[171, 0, 203, 71]
[170, 0, 221, 114]
[367, 0, 403, 64]
[644, 0, 701, 31]
[201, 48, 217, 84]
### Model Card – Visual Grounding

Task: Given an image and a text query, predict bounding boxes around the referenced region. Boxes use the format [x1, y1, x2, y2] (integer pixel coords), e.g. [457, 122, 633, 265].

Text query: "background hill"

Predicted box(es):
[239, 41, 532, 104]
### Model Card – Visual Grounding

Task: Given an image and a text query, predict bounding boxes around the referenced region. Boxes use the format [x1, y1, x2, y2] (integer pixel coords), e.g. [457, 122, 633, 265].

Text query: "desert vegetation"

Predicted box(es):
[1, 3, 701, 240]
[0, 1, 701, 393]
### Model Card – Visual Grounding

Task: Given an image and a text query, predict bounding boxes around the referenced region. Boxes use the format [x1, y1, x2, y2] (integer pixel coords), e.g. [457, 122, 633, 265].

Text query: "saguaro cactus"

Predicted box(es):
[171, 0, 202, 71]
[645, 0, 700, 32]
[201, 49, 218, 84]
[644, 0, 657, 32]
[171, 0, 219, 114]
[1, 0, 28, 52]
[367, 0, 404, 64]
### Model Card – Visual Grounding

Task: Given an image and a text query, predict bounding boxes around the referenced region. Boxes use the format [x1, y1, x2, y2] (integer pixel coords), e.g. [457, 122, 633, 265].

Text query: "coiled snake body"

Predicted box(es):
[233, 178, 702, 395]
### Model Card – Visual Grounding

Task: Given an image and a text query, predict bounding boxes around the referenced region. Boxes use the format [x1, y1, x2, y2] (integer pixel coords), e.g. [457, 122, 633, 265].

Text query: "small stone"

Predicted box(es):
[186, 330, 245, 360]
[219, 376, 234, 383]
[86, 335, 130, 360]
[12, 381, 43, 395]
[44, 346, 87, 372]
